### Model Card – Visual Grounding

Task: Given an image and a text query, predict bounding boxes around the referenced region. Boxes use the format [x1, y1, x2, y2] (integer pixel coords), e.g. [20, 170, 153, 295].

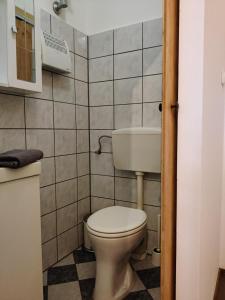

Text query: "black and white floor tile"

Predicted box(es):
[43, 248, 160, 300]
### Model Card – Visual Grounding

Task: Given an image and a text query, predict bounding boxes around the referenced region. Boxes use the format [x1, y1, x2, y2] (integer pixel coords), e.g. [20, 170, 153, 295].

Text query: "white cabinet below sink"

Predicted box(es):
[0, 162, 43, 300]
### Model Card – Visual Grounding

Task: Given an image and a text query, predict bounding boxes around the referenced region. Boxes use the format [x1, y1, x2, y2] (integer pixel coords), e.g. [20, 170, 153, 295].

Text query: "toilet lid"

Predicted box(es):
[87, 206, 147, 234]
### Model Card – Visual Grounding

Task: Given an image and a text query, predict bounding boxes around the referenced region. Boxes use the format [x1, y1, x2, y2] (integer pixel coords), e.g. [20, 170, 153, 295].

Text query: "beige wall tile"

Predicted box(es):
[55, 155, 77, 183]
[57, 227, 78, 260]
[78, 175, 90, 200]
[0, 129, 25, 153]
[89, 30, 113, 58]
[114, 77, 142, 105]
[76, 106, 89, 129]
[42, 238, 57, 270]
[74, 29, 87, 58]
[90, 130, 112, 153]
[91, 153, 114, 176]
[90, 106, 113, 129]
[75, 81, 88, 106]
[77, 153, 90, 176]
[91, 175, 114, 199]
[54, 102, 76, 129]
[53, 75, 75, 104]
[25, 98, 53, 129]
[78, 197, 90, 223]
[55, 130, 76, 156]
[56, 179, 77, 209]
[114, 23, 142, 54]
[40, 185, 56, 216]
[26, 129, 54, 157]
[115, 104, 142, 129]
[29, 70, 53, 100]
[57, 203, 77, 234]
[143, 47, 162, 76]
[0, 94, 25, 128]
[40, 157, 55, 187]
[89, 56, 113, 82]
[41, 212, 57, 243]
[114, 51, 142, 79]
[91, 197, 114, 213]
[77, 130, 89, 153]
[143, 102, 162, 127]
[89, 81, 113, 106]
[75, 55, 88, 82]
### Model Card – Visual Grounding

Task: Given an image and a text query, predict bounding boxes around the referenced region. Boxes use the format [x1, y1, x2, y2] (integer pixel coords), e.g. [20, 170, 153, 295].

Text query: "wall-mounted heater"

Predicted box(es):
[40, 30, 71, 73]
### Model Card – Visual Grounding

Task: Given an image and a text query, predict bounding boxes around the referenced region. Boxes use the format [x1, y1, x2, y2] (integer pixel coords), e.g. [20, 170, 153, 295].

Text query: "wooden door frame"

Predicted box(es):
[161, 0, 179, 300]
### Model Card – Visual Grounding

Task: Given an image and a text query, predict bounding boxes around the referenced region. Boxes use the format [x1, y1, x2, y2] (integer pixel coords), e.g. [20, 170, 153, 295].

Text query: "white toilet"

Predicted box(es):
[87, 128, 161, 300]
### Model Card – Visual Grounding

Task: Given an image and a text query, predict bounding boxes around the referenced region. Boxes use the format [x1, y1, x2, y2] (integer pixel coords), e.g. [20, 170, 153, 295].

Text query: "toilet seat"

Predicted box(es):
[87, 206, 147, 238]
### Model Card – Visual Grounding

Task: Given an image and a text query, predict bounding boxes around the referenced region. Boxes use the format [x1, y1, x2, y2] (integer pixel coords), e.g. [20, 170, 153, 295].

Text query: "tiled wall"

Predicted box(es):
[0, 13, 162, 272]
[0, 10, 90, 271]
[89, 19, 162, 253]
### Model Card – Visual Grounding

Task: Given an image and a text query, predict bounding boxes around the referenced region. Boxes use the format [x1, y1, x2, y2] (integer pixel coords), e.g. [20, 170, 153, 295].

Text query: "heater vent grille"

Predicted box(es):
[41, 30, 71, 73]
[43, 31, 68, 54]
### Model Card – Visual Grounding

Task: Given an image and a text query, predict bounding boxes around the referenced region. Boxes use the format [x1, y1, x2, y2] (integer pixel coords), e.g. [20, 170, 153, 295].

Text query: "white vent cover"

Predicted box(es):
[41, 31, 71, 73]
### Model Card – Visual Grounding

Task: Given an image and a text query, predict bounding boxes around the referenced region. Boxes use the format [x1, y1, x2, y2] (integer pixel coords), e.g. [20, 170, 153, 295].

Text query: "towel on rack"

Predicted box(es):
[0, 149, 43, 169]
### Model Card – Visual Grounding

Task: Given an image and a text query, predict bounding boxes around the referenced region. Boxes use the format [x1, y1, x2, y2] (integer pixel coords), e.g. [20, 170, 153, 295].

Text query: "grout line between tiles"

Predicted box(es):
[52, 70, 59, 261]
[40, 173, 90, 189]
[113, 29, 116, 207]
[74, 47, 80, 247]
[89, 73, 163, 84]
[88, 44, 163, 60]
[87, 35, 92, 216]
[90, 173, 161, 182]
[89, 101, 162, 108]
[92, 195, 161, 208]
[42, 201, 78, 218]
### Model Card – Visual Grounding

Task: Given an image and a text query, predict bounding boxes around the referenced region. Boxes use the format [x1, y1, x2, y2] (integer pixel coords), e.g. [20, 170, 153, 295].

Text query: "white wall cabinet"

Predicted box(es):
[0, 0, 42, 93]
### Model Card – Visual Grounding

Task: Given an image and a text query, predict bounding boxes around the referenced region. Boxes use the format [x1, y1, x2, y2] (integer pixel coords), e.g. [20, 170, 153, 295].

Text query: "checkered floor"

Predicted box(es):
[43, 248, 160, 300]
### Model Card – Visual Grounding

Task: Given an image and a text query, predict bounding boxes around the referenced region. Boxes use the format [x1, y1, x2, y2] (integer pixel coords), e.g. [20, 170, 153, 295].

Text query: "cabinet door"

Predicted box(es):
[15, 1, 35, 83]
[8, 0, 42, 93]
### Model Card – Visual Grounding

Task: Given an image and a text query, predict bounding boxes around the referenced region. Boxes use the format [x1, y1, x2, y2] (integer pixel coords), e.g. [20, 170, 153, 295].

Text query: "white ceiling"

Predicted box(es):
[39, 0, 162, 35]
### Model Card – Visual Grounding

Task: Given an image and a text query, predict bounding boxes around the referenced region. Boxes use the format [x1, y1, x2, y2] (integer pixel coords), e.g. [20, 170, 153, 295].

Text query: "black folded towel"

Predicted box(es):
[0, 149, 43, 169]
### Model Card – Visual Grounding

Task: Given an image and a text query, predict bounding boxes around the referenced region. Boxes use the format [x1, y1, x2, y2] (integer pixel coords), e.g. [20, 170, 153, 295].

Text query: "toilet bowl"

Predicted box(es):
[87, 206, 147, 300]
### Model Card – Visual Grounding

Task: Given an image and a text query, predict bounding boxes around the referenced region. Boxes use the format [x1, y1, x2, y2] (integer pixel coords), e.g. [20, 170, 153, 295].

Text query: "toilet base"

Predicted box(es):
[90, 229, 146, 300]
[93, 261, 135, 300]
[87, 217, 147, 300]
[131, 228, 148, 261]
